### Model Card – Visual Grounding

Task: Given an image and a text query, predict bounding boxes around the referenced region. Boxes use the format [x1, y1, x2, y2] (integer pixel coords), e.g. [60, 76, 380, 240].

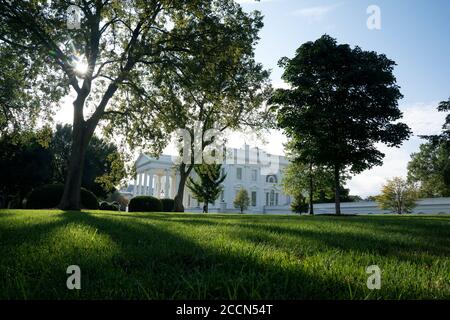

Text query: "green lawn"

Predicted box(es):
[0, 210, 449, 299]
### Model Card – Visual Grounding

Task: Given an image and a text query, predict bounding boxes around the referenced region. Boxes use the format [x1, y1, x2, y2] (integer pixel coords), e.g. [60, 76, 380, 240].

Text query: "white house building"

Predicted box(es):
[129, 144, 450, 214]
[132, 144, 291, 213]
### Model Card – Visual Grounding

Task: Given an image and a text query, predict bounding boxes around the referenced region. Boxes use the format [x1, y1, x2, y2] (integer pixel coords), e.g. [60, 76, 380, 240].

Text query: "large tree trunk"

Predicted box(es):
[309, 162, 314, 215]
[334, 164, 341, 215]
[58, 100, 92, 210]
[58, 133, 88, 210]
[173, 163, 192, 212]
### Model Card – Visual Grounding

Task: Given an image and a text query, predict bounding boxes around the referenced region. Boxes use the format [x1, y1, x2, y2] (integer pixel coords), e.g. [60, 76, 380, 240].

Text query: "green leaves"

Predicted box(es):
[376, 177, 419, 214]
[187, 163, 226, 208]
[271, 35, 411, 174]
[233, 187, 250, 213]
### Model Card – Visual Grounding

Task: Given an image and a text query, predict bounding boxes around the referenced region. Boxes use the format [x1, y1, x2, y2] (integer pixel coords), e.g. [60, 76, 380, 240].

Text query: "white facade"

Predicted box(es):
[133, 145, 291, 213]
[131, 145, 450, 214]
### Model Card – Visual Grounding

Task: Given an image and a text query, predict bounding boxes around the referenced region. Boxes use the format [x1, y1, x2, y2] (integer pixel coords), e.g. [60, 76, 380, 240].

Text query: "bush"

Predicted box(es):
[291, 195, 309, 214]
[160, 198, 175, 212]
[99, 201, 120, 211]
[26, 184, 99, 209]
[128, 196, 162, 212]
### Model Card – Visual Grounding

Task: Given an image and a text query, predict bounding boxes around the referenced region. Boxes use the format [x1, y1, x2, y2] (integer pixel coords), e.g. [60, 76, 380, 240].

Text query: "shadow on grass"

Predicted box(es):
[134, 213, 450, 263]
[1, 211, 448, 299]
[0, 211, 357, 299]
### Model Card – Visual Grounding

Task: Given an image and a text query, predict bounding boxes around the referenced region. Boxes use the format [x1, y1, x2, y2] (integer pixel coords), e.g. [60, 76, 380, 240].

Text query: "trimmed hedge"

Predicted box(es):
[26, 184, 99, 209]
[99, 201, 120, 211]
[128, 196, 162, 212]
[160, 198, 175, 212]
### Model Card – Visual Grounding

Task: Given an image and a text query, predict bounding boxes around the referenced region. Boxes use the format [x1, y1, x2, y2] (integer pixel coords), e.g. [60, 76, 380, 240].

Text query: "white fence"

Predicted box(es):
[262, 198, 450, 215]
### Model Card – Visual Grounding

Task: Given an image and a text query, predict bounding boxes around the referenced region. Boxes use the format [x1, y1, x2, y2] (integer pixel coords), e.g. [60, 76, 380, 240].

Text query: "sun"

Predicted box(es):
[73, 56, 89, 76]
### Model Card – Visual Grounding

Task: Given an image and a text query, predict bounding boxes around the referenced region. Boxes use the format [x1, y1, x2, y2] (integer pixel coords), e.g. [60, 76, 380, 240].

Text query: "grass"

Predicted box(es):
[0, 209, 449, 299]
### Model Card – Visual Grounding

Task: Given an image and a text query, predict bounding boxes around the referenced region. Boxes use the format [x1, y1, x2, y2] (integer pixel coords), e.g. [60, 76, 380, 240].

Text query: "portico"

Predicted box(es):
[132, 145, 291, 213]
[133, 154, 180, 199]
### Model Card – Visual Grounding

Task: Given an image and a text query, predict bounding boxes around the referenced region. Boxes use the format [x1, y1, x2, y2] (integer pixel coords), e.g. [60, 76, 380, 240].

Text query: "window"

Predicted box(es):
[266, 193, 269, 206]
[236, 167, 242, 180]
[221, 191, 224, 201]
[266, 175, 278, 183]
[188, 195, 191, 207]
[275, 193, 279, 206]
[270, 190, 275, 206]
[252, 169, 257, 181]
[251, 191, 257, 206]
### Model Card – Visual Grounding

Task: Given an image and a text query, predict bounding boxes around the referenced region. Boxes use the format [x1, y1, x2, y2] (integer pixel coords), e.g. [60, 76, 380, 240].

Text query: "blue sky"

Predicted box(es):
[231, 0, 450, 197]
[239, 0, 450, 104]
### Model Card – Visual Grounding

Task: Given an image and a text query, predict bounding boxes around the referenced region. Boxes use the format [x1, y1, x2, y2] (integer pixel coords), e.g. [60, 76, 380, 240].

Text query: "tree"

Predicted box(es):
[1, 0, 267, 210]
[408, 98, 450, 197]
[282, 161, 333, 215]
[282, 160, 355, 214]
[421, 98, 450, 143]
[0, 124, 125, 207]
[270, 35, 411, 215]
[153, 13, 270, 212]
[290, 194, 308, 214]
[186, 164, 226, 213]
[0, 42, 53, 136]
[408, 142, 450, 197]
[234, 187, 250, 214]
[49, 124, 126, 199]
[376, 177, 419, 214]
[0, 129, 53, 208]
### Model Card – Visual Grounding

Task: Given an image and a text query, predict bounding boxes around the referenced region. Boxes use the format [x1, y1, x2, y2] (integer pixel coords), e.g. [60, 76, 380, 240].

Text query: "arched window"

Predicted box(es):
[266, 175, 278, 183]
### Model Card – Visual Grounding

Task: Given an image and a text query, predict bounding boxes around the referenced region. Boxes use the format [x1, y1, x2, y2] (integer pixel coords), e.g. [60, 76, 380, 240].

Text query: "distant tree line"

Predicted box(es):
[407, 98, 450, 197]
[0, 124, 125, 208]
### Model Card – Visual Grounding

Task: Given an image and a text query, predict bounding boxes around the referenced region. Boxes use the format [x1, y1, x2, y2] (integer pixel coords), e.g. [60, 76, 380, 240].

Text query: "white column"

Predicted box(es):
[148, 170, 154, 196]
[141, 172, 146, 195]
[144, 172, 149, 195]
[137, 173, 143, 195]
[156, 175, 161, 198]
[133, 176, 138, 197]
[164, 169, 170, 199]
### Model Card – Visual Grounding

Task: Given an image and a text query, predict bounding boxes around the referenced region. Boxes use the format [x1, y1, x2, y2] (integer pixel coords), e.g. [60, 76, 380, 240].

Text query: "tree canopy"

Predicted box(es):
[408, 98, 450, 197]
[270, 35, 411, 215]
[376, 177, 418, 214]
[0, 0, 268, 209]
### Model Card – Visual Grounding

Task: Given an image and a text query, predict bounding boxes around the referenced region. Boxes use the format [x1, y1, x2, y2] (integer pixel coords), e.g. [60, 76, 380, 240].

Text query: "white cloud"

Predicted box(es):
[400, 101, 444, 136]
[293, 3, 342, 23]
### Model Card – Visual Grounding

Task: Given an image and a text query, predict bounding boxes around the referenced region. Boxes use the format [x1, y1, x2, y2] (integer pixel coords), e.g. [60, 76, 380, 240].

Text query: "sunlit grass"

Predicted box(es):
[0, 210, 449, 299]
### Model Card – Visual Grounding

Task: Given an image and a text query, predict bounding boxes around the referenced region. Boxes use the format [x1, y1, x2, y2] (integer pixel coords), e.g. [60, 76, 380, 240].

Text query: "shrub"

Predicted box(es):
[26, 184, 99, 209]
[80, 189, 100, 210]
[99, 201, 120, 211]
[160, 198, 175, 212]
[291, 195, 309, 214]
[128, 196, 162, 212]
